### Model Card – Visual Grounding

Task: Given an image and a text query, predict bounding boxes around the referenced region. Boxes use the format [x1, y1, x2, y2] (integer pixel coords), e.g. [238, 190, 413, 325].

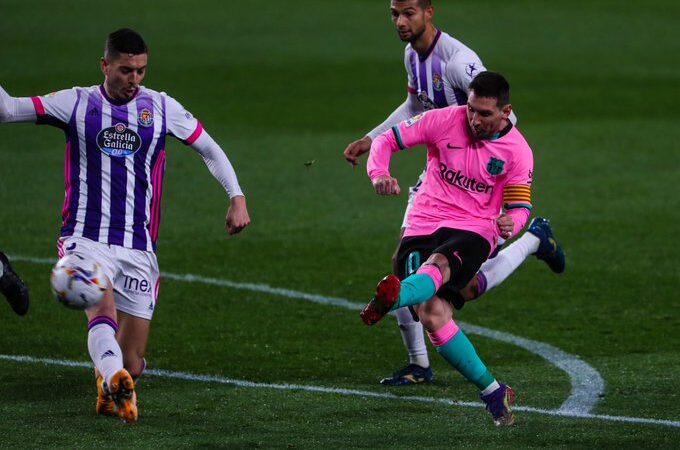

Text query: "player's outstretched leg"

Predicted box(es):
[528, 217, 565, 273]
[0, 252, 29, 316]
[480, 383, 516, 427]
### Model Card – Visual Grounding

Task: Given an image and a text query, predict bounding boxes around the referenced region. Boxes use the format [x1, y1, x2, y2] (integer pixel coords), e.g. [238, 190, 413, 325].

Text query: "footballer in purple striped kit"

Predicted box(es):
[0, 28, 250, 422]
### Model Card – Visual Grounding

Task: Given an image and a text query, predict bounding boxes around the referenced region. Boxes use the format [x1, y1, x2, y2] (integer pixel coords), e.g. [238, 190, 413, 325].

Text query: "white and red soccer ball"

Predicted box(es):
[50, 254, 107, 309]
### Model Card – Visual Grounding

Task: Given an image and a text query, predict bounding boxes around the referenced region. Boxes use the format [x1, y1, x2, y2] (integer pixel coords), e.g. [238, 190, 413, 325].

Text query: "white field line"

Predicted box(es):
[0, 353, 677, 428]
[13, 256, 603, 415]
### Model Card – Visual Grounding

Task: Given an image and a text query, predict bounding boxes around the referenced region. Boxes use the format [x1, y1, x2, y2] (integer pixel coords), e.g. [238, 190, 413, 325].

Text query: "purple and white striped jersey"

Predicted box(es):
[405, 29, 486, 110]
[31, 85, 203, 253]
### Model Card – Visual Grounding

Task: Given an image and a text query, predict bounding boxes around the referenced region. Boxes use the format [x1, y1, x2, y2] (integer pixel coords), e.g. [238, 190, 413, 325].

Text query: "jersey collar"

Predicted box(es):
[418, 29, 442, 62]
[99, 84, 139, 106]
[482, 122, 513, 141]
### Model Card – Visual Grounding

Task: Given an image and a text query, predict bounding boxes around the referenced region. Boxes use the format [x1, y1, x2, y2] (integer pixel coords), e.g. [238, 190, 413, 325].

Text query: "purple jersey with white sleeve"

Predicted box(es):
[405, 30, 486, 112]
[31, 85, 202, 252]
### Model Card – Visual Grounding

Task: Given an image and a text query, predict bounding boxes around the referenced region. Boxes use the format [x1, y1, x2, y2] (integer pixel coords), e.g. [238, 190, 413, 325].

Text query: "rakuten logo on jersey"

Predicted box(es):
[97, 123, 142, 157]
[122, 274, 152, 297]
[439, 163, 493, 194]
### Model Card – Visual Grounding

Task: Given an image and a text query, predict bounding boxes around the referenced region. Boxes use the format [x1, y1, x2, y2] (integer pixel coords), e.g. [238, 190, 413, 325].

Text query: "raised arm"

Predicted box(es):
[0, 84, 37, 123]
[366, 128, 402, 196]
[366, 110, 436, 196]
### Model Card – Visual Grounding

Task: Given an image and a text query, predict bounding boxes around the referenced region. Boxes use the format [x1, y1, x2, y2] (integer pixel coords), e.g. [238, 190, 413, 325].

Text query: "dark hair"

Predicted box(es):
[104, 28, 148, 60]
[469, 71, 510, 107]
[394, 0, 432, 8]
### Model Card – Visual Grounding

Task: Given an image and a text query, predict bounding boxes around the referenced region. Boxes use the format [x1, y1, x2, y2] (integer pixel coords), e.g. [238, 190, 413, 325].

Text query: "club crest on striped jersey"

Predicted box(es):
[137, 108, 154, 127]
[96, 123, 142, 157]
[486, 157, 505, 176]
[432, 73, 443, 91]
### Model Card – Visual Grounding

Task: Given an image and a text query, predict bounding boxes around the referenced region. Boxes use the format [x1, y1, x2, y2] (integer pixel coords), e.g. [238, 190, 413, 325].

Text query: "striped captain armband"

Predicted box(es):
[503, 184, 532, 210]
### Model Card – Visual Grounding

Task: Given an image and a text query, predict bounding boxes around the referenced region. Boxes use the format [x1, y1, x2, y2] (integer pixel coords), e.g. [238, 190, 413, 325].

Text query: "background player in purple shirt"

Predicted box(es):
[342, 0, 565, 387]
[0, 29, 250, 422]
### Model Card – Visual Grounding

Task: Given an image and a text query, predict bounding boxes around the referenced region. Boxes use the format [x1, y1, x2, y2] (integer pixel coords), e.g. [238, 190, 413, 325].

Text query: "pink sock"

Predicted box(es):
[427, 319, 460, 347]
[416, 264, 443, 292]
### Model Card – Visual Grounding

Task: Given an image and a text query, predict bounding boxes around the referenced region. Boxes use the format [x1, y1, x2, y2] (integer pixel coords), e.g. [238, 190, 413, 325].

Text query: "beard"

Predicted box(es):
[398, 24, 426, 43]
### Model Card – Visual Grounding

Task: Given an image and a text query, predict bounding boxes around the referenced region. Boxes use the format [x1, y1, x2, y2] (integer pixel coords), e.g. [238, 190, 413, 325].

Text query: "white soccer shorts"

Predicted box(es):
[58, 236, 160, 320]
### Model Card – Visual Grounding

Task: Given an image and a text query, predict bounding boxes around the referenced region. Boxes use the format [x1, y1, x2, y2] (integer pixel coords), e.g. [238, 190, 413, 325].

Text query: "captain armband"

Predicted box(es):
[502, 184, 532, 210]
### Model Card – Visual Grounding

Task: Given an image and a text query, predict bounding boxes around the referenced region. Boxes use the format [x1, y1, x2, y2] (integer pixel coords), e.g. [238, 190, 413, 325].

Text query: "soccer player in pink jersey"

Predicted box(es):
[361, 72, 527, 426]
[0, 29, 250, 422]
[343, 0, 564, 388]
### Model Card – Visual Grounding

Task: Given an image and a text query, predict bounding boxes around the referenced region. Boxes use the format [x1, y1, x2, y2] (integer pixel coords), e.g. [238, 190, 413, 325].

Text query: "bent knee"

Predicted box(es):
[415, 310, 446, 331]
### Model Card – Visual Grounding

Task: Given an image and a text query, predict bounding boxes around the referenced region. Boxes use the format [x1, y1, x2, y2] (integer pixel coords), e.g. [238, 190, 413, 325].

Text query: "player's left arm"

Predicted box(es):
[166, 95, 250, 235]
[190, 132, 250, 235]
[500, 147, 534, 238]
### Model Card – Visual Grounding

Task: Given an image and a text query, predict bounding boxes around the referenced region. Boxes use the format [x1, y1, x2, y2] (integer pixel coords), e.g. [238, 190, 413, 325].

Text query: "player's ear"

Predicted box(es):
[424, 5, 434, 21]
[501, 104, 512, 120]
[100, 57, 108, 76]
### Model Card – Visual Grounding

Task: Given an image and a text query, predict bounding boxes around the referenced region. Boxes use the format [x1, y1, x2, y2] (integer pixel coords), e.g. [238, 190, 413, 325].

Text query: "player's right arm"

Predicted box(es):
[0, 84, 37, 123]
[1, 84, 77, 127]
[366, 110, 438, 196]
[343, 49, 423, 166]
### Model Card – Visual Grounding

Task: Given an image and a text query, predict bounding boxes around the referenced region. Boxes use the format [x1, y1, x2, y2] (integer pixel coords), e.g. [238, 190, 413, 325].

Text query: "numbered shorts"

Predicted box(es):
[58, 236, 160, 320]
[395, 227, 490, 295]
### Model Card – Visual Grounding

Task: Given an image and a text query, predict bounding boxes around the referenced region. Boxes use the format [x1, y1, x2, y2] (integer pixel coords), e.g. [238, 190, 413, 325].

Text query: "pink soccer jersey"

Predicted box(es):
[367, 105, 533, 250]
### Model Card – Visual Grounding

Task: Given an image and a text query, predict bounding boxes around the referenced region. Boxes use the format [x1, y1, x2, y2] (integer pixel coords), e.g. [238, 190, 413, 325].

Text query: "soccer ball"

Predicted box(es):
[50, 254, 107, 310]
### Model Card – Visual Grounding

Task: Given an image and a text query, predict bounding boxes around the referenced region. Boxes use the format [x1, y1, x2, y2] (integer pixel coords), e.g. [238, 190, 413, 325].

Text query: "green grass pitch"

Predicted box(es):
[1, 0, 679, 447]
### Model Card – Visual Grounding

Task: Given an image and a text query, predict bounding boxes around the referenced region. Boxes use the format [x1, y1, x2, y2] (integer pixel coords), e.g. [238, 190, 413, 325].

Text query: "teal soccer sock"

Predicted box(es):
[391, 273, 436, 309]
[429, 321, 495, 390]
[392, 264, 444, 310]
